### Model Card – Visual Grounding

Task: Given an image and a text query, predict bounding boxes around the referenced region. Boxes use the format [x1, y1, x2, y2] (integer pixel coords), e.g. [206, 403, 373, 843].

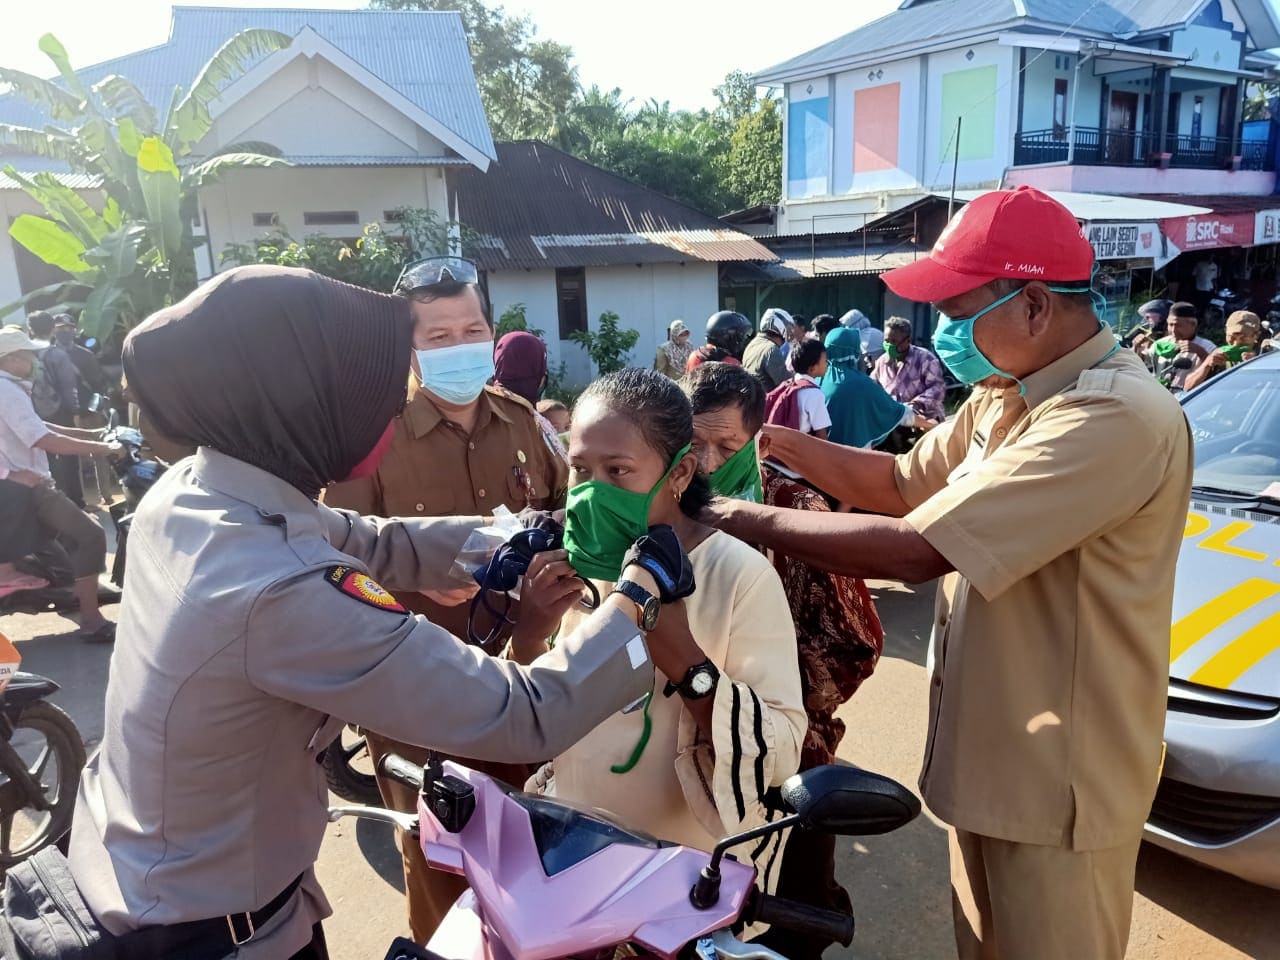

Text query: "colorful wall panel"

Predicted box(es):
[940, 65, 997, 161]
[787, 96, 831, 196]
[853, 83, 901, 173]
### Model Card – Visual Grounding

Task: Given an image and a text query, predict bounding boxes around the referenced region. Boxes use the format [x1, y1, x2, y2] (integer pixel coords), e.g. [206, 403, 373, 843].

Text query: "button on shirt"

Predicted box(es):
[0, 374, 50, 476]
[894, 329, 1193, 850]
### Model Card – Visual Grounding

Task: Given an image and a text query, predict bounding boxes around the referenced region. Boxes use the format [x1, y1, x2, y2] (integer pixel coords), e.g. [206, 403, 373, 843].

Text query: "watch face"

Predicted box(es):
[690, 670, 714, 695]
[641, 599, 660, 632]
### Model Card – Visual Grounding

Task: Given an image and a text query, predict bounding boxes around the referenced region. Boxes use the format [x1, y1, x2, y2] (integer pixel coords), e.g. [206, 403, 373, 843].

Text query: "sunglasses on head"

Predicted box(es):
[394, 256, 480, 295]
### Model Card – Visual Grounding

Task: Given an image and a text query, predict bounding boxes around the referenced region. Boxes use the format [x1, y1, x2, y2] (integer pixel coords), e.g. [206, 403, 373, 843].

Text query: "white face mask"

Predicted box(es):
[416, 340, 495, 405]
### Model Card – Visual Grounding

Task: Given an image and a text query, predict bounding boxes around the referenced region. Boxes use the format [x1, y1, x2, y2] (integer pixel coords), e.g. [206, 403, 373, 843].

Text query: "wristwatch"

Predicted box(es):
[612, 579, 660, 631]
[663, 659, 721, 700]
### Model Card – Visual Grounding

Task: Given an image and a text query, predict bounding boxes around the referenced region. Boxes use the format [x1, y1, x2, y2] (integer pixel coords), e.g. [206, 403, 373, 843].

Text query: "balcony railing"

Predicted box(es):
[1013, 126, 1273, 171]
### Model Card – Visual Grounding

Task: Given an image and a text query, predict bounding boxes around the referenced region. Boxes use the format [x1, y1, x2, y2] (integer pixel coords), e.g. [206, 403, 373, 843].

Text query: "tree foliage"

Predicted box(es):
[368, 2, 779, 214]
[570, 311, 639, 376]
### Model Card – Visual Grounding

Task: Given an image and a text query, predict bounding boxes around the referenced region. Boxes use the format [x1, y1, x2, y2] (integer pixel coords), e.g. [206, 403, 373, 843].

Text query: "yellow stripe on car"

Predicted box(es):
[1170, 579, 1280, 661]
[1190, 611, 1280, 690]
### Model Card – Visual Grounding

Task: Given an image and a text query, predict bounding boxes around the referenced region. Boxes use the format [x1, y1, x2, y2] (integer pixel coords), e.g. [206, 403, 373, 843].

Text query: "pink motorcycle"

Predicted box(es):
[329, 752, 920, 960]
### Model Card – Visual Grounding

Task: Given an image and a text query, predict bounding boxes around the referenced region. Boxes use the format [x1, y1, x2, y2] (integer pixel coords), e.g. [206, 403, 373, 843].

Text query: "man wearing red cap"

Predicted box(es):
[706, 186, 1192, 959]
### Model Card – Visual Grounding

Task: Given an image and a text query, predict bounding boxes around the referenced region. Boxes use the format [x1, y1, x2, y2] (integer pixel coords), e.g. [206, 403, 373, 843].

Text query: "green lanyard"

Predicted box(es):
[610, 691, 653, 774]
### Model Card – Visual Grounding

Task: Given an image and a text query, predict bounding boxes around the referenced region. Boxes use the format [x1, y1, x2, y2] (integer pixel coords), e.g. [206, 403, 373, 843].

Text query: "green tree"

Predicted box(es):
[722, 94, 782, 208]
[371, 0, 578, 141]
[0, 30, 291, 337]
[569, 311, 639, 376]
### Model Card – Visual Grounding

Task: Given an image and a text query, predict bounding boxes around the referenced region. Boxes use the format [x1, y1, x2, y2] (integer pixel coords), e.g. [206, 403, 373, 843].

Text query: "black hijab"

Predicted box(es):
[123, 266, 412, 499]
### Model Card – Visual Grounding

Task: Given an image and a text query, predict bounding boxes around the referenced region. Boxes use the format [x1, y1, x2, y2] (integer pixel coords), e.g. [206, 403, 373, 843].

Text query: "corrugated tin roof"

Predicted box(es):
[452, 141, 777, 271]
[0, 6, 495, 162]
[757, 0, 1278, 81]
[724, 244, 927, 282]
[0, 169, 99, 190]
[944, 189, 1211, 220]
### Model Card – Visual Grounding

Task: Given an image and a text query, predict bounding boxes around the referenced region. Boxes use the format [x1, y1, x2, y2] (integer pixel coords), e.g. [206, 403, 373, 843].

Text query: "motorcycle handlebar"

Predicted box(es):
[379, 753, 424, 792]
[748, 893, 854, 947]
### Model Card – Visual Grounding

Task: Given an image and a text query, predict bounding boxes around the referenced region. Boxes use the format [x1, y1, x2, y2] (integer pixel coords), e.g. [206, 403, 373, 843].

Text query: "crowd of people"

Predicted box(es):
[1128, 297, 1273, 391]
[0, 185, 1213, 960]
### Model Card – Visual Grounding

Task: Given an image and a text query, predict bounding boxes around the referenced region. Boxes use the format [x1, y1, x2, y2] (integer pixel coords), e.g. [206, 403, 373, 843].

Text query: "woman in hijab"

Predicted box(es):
[654, 319, 693, 378]
[493, 330, 548, 405]
[837, 309, 884, 368]
[821, 327, 935, 449]
[63, 266, 686, 960]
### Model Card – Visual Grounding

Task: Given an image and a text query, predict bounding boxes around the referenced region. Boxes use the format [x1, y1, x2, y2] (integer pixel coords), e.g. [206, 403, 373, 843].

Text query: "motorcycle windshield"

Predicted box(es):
[511, 793, 665, 876]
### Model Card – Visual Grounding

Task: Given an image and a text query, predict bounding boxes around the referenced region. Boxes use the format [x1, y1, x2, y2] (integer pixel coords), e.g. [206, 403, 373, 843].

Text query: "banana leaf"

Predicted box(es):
[93, 75, 158, 135]
[183, 152, 289, 190]
[136, 137, 182, 266]
[0, 67, 82, 122]
[8, 214, 91, 275]
[1, 166, 110, 247]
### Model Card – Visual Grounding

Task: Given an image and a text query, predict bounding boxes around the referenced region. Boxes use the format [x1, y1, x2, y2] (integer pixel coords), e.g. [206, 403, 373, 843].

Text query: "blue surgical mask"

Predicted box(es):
[934, 283, 1098, 394]
[416, 340, 495, 405]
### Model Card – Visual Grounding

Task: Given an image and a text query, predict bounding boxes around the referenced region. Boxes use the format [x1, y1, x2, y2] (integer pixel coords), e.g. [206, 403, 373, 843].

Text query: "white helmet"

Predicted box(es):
[760, 308, 793, 338]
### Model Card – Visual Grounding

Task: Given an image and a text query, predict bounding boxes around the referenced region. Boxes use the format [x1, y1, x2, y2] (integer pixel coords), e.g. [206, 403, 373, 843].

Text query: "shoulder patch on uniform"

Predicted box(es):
[487, 383, 535, 413]
[323, 565, 407, 614]
[1076, 368, 1118, 396]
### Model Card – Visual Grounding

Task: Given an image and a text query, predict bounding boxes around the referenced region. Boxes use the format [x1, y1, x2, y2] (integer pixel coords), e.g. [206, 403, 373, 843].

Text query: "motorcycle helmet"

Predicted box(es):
[759, 308, 793, 339]
[705, 311, 752, 360]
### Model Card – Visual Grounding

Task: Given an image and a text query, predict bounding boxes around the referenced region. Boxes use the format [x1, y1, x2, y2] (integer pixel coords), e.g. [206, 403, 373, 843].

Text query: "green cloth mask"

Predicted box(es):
[709, 439, 762, 504]
[884, 342, 903, 362]
[564, 443, 691, 581]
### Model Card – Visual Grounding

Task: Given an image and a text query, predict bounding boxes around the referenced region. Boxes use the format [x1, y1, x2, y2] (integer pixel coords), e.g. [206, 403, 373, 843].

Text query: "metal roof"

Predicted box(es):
[0, 6, 495, 163]
[757, 0, 1280, 82]
[451, 142, 777, 271]
[943, 189, 1211, 220]
[262, 154, 470, 167]
[0, 169, 98, 190]
[724, 244, 928, 282]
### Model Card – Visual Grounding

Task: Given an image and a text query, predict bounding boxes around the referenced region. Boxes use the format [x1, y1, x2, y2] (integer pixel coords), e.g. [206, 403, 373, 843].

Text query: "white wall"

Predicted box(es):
[486, 262, 720, 389]
[833, 54, 924, 195]
[206, 54, 447, 158]
[197, 165, 449, 277]
[923, 41, 1019, 190]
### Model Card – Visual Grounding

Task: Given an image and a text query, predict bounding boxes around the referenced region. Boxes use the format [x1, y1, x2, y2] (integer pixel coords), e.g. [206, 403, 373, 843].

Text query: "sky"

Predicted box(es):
[0, 0, 902, 110]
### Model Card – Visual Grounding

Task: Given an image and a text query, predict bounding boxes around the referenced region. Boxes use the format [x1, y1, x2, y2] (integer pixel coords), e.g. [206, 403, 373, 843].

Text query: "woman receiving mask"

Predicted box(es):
[508, 368, 806, 882]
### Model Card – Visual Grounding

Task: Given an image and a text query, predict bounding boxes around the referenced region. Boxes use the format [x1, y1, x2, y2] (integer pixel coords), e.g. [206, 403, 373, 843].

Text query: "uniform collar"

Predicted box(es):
[402, 377, 511, 439]
[190, 447, 324, 540]
[1020, 327, 1117, 411]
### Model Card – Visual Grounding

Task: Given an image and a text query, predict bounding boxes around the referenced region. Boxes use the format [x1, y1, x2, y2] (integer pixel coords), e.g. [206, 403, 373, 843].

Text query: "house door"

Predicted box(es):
[1106, 91, 1139, 162]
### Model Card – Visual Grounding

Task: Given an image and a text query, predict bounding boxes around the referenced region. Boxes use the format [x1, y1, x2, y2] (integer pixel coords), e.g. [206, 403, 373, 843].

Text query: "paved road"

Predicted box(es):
[2, 577, 1278, 959]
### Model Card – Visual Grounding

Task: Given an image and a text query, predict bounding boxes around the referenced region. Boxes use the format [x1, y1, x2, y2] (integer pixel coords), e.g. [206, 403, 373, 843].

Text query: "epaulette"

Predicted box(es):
[487, 383, 536, 413]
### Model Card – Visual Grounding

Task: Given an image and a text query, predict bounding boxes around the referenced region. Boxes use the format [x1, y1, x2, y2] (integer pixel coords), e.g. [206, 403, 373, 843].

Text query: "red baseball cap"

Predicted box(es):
[883, 186, 1094, 303]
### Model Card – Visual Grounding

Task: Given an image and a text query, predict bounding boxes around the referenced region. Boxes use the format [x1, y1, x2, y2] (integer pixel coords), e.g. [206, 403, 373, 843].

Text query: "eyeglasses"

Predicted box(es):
[394, 256, 480, 295]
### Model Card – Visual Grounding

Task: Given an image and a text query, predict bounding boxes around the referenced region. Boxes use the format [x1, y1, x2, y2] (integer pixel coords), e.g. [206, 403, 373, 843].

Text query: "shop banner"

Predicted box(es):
[1160, 212, 1255, 252]
[1254, 209, 1280, 246]
[1085, 222, 1159, 260]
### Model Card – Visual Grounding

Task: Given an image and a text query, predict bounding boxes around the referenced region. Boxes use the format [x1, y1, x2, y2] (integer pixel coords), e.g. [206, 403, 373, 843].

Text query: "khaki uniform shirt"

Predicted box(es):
[69, 449, 652, 958]
[324, 381, 568, 636]
[896, 329, 1192, 850]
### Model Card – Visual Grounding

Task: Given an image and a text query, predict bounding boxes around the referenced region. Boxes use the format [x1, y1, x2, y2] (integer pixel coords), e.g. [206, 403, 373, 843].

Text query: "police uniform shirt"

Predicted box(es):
[895, 327, 1193, 850]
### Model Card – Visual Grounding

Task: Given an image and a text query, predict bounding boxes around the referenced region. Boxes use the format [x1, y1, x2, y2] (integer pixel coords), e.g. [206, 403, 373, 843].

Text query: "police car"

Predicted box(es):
[1144, 348, 1280, 888]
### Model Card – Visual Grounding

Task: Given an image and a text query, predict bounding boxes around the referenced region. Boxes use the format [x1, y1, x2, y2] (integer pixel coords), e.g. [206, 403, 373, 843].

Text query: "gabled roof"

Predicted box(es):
[449, 142, 776, 271]
[0, 6, 495, 163]
[757, 0, 1280, 83]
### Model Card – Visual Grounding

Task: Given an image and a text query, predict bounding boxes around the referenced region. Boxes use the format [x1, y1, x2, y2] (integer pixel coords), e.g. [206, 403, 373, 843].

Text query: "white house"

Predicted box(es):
[449, 141, 775, 386]
[0, 6, 496, 309]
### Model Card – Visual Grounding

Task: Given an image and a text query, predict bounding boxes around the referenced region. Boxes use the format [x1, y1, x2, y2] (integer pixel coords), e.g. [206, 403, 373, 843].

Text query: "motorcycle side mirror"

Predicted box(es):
[88, 393, 104, 413]
[107, 408, 119, 431]
[83, 337, 97, 349]
[780, 764, 920, 836]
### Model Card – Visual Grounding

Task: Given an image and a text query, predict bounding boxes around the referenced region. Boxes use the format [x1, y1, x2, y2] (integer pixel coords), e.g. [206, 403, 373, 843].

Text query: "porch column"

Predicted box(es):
[1229, 77, 1245, 163]
[1153, 68, 1171, 163]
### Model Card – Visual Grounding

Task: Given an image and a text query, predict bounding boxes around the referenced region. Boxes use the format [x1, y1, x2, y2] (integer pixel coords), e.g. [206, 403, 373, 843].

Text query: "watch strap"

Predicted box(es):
[611, 579, 657, 628]
[662, 658, 720, 699]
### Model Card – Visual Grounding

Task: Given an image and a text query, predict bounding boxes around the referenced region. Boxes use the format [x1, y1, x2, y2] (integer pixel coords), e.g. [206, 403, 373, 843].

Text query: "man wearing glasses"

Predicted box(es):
[705, 188, 1191, 960]
[323, 256, 567, 943]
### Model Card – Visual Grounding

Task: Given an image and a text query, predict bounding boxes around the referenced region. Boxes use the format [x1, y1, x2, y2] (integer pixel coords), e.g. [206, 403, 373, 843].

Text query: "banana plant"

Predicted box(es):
[0, 29, 292, 337]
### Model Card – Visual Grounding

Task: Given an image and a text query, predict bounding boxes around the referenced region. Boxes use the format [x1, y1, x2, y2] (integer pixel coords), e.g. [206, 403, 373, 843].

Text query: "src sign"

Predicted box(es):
[1086, 222, 1157, 260]
[1160, 213, 1255, 252]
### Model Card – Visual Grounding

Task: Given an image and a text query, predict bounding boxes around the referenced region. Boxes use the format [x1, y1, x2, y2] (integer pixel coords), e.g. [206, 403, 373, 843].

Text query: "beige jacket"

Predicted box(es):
[69, 448, 654, 957]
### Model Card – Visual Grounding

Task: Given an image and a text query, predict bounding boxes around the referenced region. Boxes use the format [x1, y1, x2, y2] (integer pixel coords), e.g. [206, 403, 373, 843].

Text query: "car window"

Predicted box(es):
[1182, 367, 1280, 495]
